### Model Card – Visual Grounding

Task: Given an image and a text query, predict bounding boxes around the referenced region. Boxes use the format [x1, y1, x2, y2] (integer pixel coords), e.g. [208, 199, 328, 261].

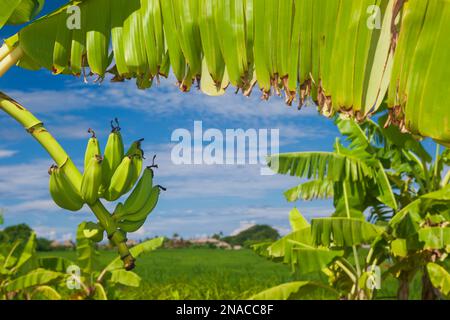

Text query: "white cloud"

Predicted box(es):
[230, 221, 256, 236]
[32, 225, 74, 241]
[0, 149, 17, 158]
[5, 75, 322, 121]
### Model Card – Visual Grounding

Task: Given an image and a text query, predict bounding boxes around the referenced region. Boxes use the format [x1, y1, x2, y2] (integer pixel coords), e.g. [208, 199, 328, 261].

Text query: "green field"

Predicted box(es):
[39, 248, 296, 299]
[39, 248, 423, 300]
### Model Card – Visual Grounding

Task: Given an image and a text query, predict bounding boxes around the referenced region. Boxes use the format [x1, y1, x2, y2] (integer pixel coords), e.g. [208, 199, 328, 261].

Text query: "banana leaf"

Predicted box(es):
[76, 221, 98, 274]
[284, 180, 334, 202]
[109, 269, 141, 287]
[103, 237, 164, 272]
[311, 217, 383, 247]
[2, 0, 450, 145]
[249, 281, 339, 300]
[426, 263, 450, 298]
[0, 0, 44, 28]
[31, 285, 61, 300]
[267, 152, 376, 182]
[289, 207, 310, 231]
[387, 0, 450, 146]
[418, 227, 450, 250]
[5, 268, 62, 291]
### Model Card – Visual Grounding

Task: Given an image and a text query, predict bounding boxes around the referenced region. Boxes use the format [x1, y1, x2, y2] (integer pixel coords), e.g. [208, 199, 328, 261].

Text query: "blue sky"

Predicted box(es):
[0, 1, 396, 241]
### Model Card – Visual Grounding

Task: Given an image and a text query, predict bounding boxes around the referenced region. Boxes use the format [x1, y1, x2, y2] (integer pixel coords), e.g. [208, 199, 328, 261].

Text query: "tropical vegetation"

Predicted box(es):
[0, 0, 449, 300]
[251, 114, 450, 299]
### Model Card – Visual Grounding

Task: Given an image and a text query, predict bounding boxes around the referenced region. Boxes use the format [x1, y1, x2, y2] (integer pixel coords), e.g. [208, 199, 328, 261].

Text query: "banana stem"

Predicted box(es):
[0, 92, 135, 270]
[0, 46, 23, 77]
[0, 43, 11, 62]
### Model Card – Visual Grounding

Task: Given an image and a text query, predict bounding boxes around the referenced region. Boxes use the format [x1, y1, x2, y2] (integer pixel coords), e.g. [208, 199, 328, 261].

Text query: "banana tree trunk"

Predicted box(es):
[0, 92, 135, 270]
[421, 267, 440, 300]
[397, 271, 410, 300]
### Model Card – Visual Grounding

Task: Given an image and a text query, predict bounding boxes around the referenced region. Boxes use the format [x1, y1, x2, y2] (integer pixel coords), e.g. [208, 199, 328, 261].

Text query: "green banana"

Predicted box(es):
[81, 155, 103, 205]
[119, 185, 164, 223]
[102, 119, 124, 190]
[84, 128, 101, 171]
[122, 167, 154, 214]
[113, 202, 125, 216]
[125, 138, 144, 157]
[105, 155, 135, 201]
[118, 219, 147, 233]
[49, 165, 84, 211]
[82, 221, 104, 243]
[125, 138, 145, 193]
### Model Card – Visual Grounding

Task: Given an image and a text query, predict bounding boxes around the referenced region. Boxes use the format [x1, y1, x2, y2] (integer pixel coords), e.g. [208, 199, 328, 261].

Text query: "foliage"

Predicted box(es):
[223, 225, 280, 247]
[0, 223, 33, 248]
[34, 223, 164, 300]
[1, 0, 449, 144]
[254, 116, 450, 300]
[0, 232, 65, 300]
[0, 0, 44, 28]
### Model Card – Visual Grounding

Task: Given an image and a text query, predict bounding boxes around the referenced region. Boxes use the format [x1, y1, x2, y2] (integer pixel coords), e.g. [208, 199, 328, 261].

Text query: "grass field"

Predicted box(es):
[39, 248, 423, 300]
[39, 248, 296, 299]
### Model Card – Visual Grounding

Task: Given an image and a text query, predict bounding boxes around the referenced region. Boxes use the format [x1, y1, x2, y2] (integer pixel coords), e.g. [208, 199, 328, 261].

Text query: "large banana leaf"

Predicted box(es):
[2, 0, 449, 144]
[4, 0, 395, 112]
[249, 281, 339, 300]
[290, 246, 344, 275]
[0, 0, 44, 28]
[267, 152, 376, 182]
[387, 0, 450, 146]
[311, 217, 383, 247]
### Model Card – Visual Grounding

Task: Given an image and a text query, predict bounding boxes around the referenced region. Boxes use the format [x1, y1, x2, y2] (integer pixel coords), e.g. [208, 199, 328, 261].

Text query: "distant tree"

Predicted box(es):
[212, 232, 223, 240]
[223, 225, 280, 247]
[2, 224, 33, 244]
[36, 237, 53, 252]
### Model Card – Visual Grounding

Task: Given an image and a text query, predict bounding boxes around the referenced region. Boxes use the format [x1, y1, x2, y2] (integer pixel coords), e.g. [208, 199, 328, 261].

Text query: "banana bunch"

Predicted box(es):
[47, 118, 164, 238]
[112, 167, 165, 233]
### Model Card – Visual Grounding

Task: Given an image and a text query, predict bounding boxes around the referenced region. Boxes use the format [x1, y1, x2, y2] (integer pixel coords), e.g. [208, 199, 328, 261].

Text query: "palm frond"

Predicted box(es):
[311, 217, 384, 247]
[267, 152, 375, 182]
[284, 180, 334, 202]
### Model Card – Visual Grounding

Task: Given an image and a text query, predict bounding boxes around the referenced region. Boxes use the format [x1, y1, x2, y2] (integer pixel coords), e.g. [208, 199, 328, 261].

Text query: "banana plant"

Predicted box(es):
[263, 113, 450, 299]
[38, 223, 164, 300]
[368, 186, 450, 300]
[0, 232, 64, 300]
[251, 208, 383, 300]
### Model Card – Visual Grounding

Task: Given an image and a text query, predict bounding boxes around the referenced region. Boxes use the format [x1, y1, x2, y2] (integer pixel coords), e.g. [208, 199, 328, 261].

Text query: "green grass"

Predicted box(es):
[39, 248, 296, 299]
[39, 248, 423, 300]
